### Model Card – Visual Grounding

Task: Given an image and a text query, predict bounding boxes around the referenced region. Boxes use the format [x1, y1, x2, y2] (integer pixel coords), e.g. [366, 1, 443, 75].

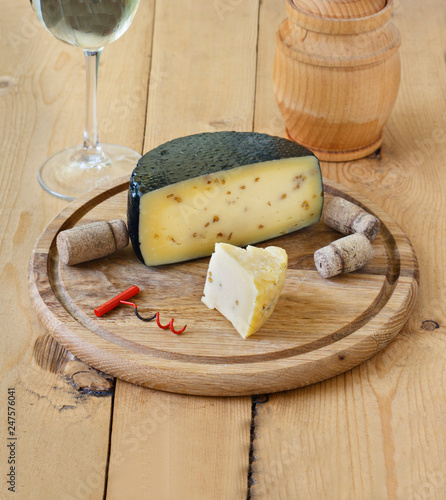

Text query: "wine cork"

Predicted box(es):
[314, 233, 373, 278]
[323, 197, 381, 242]
[57, 219, 129, 265]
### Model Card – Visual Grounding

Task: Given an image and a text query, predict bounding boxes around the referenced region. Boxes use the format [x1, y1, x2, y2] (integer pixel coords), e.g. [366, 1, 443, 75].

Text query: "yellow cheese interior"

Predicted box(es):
[202, 243, 288, 338]
[139, 156, 322, 266]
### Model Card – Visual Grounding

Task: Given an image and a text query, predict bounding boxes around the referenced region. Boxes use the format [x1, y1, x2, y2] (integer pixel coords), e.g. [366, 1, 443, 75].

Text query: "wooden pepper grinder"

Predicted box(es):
[274, 0, 401, 161]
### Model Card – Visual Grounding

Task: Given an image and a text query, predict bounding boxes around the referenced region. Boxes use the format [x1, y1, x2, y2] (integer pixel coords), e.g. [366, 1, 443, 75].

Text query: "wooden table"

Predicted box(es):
[1, 0, 445, 498]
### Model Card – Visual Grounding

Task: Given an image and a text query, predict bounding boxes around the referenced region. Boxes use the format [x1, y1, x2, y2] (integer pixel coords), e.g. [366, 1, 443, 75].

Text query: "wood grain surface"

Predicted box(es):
[1, 0, 445, 498]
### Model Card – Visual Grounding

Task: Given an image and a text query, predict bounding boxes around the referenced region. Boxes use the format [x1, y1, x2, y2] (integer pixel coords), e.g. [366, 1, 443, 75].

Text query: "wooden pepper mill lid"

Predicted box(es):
[286, 0, 393, 33]
[288, 0, 386, 20]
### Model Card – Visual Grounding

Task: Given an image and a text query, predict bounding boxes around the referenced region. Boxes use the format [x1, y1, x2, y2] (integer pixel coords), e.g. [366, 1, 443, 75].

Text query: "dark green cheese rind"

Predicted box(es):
[128, 131, 322, 264]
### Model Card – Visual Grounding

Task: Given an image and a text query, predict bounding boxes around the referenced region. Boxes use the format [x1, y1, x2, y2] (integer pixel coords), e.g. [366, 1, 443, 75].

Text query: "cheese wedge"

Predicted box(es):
[128, 131, 323, 266]
[201, 243, 288, 338]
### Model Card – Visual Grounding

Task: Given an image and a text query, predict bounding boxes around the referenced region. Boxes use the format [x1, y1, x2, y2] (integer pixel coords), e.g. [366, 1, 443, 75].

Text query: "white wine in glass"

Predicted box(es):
[31, 0, 141, 200]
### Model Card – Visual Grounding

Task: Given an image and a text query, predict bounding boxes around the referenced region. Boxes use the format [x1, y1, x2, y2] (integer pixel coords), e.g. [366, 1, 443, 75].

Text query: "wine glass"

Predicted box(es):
[31, 0, 141, 201]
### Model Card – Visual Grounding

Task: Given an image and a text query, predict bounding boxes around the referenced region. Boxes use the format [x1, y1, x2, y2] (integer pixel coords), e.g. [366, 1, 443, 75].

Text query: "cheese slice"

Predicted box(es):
[128, 132, 323, 266]
[201, 243, 288, 338]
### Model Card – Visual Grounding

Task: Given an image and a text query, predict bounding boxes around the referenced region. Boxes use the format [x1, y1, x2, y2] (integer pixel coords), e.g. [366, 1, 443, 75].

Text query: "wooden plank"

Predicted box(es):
[106, 0, 259, 496]
[107, 383, 251, 499]
[251, 0, 446, 498]
[143, 0, 259, 149]
[0, 1, 155, 498]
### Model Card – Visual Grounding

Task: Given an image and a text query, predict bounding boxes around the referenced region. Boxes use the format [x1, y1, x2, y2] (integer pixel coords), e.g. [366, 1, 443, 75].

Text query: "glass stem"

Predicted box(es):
[83, 49, 104, 158]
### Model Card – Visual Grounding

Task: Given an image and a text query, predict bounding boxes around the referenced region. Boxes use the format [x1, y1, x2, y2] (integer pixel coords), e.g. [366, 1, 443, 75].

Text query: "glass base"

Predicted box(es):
[37, 143, 141, 201]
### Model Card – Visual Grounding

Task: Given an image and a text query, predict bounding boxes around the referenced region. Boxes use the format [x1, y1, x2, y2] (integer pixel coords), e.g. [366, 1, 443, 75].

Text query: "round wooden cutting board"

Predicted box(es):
[29, 177, 419, 396]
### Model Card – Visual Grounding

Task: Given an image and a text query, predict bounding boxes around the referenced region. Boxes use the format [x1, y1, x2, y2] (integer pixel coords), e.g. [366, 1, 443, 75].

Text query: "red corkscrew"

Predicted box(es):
[94, 286, 186, 334]
[94, 286, 140, 317]
[155, 312, 187, 335]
